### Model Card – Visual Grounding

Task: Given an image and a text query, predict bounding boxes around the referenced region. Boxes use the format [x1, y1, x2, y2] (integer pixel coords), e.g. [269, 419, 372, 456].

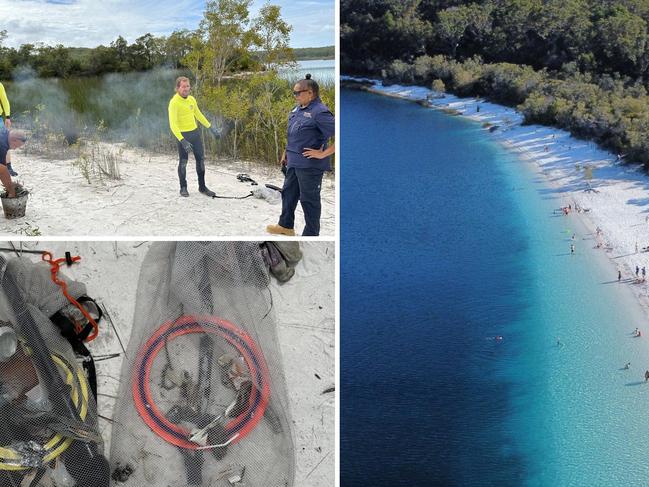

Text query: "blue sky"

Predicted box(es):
[1, 0, 334, 48]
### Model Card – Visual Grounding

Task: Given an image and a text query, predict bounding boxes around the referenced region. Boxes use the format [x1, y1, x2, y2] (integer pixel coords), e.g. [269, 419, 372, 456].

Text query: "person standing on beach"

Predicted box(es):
[636, 265, 639, 277]
[642, 267, 646, 280]
[266, 74, 335, 237]
[618, 269, 622, 281]
[168, 76, 221, 198]
[0, 82, 17, 177]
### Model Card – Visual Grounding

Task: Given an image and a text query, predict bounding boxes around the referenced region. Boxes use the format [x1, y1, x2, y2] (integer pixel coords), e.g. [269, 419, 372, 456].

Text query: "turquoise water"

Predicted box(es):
[341, 89, 649, 485]
[502, 146, 649, 485]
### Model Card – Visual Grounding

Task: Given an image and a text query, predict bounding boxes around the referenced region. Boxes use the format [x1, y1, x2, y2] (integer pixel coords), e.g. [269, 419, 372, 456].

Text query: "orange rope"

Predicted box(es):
[41, 251, 99, 342]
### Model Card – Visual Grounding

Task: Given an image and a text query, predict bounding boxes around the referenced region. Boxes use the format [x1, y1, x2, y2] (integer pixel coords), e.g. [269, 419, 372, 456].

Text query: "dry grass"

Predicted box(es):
[73, 143, 123, 184]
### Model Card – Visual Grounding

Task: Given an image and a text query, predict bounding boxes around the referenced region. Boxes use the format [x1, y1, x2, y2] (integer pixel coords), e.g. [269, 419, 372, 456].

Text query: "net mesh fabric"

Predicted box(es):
[0, 256, 106, 487]
[110, 242, 294, 486]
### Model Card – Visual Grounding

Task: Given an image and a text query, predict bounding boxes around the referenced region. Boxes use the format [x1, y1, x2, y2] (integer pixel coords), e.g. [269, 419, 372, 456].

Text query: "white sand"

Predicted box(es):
[1, 241, 334, 486]
[353, 78, 649, 317]
[0, 145, 335, 237]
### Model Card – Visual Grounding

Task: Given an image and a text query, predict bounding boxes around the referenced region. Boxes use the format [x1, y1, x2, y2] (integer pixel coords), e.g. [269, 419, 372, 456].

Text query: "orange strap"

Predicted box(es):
[41, 251, 99, 342]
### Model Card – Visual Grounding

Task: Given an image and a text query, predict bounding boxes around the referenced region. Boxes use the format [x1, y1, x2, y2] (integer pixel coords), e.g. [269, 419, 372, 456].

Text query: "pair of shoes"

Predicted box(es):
[180, 187, 189, 197]
[266, 224, 295, 236]
[7, 164, 17, 177]
[199, 187, 216, 198]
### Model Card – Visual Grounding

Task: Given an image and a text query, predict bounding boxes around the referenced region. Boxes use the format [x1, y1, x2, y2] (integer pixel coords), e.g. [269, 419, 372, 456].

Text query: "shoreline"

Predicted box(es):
[344, 77, 649, 331]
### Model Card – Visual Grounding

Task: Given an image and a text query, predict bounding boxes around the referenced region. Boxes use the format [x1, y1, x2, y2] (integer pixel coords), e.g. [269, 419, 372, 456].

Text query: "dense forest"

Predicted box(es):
[341, 0, 649, 166]
[293, 46, 334, 60]
[0, 29, 332, 79]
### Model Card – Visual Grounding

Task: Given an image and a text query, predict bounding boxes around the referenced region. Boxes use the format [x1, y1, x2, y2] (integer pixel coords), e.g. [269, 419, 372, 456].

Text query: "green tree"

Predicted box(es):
[248, 72, 293, 162]
[531, 0, 592, 69]
[165, 30, 193, 69]
[595, 7, 648, 76]
[432, 78, 446, 94]
[206, 84, 251, 158]
[35, 44, 73, 78]
[199, 0, 260, 86]
[254, 3, 294, 70]
[183, 33, 207, 88]
[436, 3, 492, 57]
[130, 33, 164, 71]
[490, 0, 540, 63]
[110, 36, 130, 71]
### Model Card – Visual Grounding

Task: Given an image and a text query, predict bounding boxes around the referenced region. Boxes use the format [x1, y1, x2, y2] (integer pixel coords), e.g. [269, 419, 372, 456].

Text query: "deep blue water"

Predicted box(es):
[340, 89, 649, 486]
[341, 89, 532, 485]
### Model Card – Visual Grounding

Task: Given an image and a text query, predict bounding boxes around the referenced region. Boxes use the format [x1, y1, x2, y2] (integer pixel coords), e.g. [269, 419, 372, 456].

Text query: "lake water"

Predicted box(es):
[281, 59, 335, 85]
[341, 88, 649, 486]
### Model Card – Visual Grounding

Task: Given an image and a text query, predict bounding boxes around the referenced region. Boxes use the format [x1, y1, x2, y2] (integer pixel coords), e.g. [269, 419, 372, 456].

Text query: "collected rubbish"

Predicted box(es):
[0, 184, 29, 219]
[265, 183, 282, 193]
[252, 186, 281, 205]
[110, 242, 295, 486]
[236, 173, 258, 186]
[0, 254, 109, 486]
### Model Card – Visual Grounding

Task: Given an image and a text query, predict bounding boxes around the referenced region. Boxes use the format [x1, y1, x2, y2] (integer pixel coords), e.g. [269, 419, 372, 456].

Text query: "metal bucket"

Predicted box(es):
[1, 190, 28, 219]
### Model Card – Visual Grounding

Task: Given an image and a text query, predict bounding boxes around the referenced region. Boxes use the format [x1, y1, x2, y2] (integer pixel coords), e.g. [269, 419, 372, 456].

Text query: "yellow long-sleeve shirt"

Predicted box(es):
[0, 83, 10, 119]
[168, 93, 210, 141]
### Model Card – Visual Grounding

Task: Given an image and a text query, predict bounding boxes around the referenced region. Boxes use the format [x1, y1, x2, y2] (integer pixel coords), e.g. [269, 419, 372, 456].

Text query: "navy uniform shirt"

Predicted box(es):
[286, 97, 335, 171]
[0, 129, 8, 165]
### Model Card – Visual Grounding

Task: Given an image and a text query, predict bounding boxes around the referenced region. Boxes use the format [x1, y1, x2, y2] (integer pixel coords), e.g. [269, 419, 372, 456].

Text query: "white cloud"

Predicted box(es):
[1, 0, 334, 48]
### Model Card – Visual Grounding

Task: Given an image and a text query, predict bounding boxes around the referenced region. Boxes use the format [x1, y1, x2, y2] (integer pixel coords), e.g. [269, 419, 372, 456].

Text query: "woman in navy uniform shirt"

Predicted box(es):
[266, 74, 335, 237]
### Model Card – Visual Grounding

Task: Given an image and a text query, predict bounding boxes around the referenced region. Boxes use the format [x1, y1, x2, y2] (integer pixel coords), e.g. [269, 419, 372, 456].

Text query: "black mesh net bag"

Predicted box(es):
[0, 255, 109, 487]
[110, 242, 295, 486]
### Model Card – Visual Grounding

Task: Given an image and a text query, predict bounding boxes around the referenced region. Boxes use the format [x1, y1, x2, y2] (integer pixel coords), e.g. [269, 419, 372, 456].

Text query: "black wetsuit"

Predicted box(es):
[177, 129, 206, 191]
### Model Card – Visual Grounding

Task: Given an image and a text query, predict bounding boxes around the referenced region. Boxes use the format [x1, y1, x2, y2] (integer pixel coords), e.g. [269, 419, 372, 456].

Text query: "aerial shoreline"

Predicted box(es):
[343, 76, 649, 334]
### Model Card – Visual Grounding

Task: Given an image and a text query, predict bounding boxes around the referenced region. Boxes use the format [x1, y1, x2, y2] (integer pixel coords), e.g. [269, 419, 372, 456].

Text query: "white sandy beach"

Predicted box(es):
[0, 241, 334, 486]
[351, 78, 649, 321]
[0, 146, 335, 237]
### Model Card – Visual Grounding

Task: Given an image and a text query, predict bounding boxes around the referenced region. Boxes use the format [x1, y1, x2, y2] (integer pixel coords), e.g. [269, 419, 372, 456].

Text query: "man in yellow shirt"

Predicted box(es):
[0, 83, 17, 177]
[168, 76, 221, 197]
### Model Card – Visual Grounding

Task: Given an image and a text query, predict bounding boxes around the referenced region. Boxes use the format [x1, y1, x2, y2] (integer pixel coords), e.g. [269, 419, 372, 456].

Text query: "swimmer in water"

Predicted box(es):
[624, 362, 631, 370]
